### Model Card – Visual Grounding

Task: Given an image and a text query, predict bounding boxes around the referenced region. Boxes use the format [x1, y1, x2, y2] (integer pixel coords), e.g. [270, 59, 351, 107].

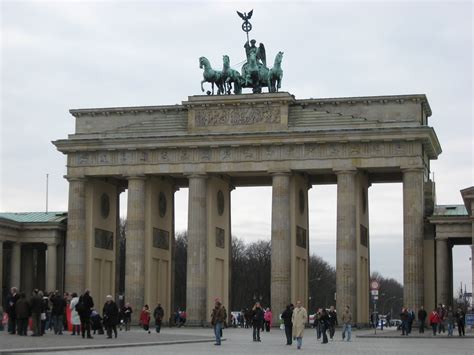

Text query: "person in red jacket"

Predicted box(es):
[428, 309, 440, 336]
[139, 305, 151, 334]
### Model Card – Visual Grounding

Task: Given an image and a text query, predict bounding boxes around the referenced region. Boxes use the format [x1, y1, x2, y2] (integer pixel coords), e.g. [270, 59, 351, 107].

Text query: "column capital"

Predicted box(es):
[333, 168, 357, 175]
[65, 175, 87, 182]
[125, 174, 147, 181]
[400, 167, 425, 173]
[268, 170, 292, 176]
[186, 173, 208, 179]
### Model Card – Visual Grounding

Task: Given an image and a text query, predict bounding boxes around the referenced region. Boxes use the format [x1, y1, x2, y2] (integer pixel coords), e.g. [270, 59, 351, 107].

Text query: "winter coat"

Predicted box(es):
[341, 309, 352, 325]
[140, 309, 151, 326]
[418, 309, 427, 321]
[82, 293, 94, 317]
[252, 307, 264, 326]
[429, 311, 440, 325]
[153, 306, 164, 322]
[292, 306, 307, 338]
[51, 295, 66, 316]
[211, 304, 226, 326]
[15, 297, 30, 319]
[281, 307, 293, 327]
[328, 310, 338, 326]
[30, 294, 43, 314]
[69, 297, 81, 325]
[103, 301, 119, 327]
[264, 310, 272, 326]
[6, 293, 20, 316]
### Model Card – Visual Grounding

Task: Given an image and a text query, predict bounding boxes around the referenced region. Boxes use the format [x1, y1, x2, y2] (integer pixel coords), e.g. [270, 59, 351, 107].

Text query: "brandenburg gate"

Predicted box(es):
[53, 91, 441, 325]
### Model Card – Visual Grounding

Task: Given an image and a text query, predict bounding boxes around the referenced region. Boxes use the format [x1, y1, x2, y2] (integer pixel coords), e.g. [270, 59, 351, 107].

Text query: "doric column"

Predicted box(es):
[186, 174, 208, 325]
[335, 170, 358, 322]
[11, 242, 22, 289]
[125, 176, 146, 323]
[402, 168, 425, 310]
[270, 172, 291, 323]
[46, 242, 58, 292]
[65, 177, 86, 293]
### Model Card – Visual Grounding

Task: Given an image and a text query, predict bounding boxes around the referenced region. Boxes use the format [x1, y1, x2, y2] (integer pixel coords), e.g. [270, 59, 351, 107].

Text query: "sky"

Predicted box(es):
[1, 0, 472, 296]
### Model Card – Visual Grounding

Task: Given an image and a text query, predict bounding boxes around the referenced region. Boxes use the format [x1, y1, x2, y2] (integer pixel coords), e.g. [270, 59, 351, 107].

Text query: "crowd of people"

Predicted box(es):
[1, 286, 168, 339]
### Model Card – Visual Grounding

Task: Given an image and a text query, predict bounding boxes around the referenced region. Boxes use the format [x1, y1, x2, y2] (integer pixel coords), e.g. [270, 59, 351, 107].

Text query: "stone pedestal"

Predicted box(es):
[186, 175, 208, 325]
[403, 169, 425, 310]
[125, 176, 146, 322]
[65, 178, 86, 293]
[11, 242, 21, 289]
[335, 170, 357, 322]
[271, 172, 291, 324]
[46, 243, 57, 292]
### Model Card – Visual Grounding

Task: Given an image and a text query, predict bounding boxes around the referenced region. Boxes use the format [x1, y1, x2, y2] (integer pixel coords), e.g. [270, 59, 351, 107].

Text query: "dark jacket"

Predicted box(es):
[328, 310, 338, 326]
[103, 301, 119, 326]
[82, 292, 94, 317]
[319, 310, 329, 328]
[153, 306, 164, 321]
[6, 293, 20, 316]
[281, 306, 293, 327]
[30, 294, 43, 314]
[418, 309, 427, 321]
[51, 295, 66, 316]
[15, 297, 30, 319]
[211, 304, 226, 326]
[252, 306, 264, 326]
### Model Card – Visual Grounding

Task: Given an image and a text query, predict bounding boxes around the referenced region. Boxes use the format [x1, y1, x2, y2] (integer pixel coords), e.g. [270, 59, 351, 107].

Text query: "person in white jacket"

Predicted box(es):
[69, 293, 81, 335]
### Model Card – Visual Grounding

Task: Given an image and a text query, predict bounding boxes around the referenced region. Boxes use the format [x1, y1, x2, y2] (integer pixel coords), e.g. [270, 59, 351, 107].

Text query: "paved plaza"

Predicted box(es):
[1, 326, 472, 355]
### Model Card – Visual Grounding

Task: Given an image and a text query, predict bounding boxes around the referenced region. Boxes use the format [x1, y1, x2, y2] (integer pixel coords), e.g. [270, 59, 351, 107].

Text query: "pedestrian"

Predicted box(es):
[211, 299, 226, 346]
[41, 294, 49, 335]
[291, 300, 307, 350]
[319, 308, 329, 344]
[418, 306, 427, 333]
[407, 307, 415, 334]
[15, 293, 30, 336]
[90, 309, 104, 335]
[103, 295, 119, 339]
[140, 305, 151, 333]
[328, 305, 337, 340]
[6, 287, 20, 334]
[446, 306, 455, 336]
[436, 303, 446, 334]
[455, 307, 465, 336]
[51, 290, 66, 335]
[30, 289, 43, 336]
[264, 308, 272, 332]
[122, 303, 132, 331]
[69, 293, 81, 335]
[341, 305, 352, 342]
[281, 304, 294, 345]
[79, 289, 94, 339]
[251, 302, 264, 342]
[315, 308, 322, 340]
[153, 303, 164, 333]
[428, 308, 440, 336]
[400, 307, 409, 336]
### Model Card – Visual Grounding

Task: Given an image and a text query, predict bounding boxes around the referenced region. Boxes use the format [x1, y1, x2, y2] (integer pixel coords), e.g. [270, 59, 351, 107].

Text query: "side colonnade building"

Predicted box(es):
[51, 92, 443, 325]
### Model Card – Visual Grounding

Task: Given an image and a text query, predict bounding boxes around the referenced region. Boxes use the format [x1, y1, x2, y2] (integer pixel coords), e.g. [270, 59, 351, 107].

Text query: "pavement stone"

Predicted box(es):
[0, 326, 472, 355]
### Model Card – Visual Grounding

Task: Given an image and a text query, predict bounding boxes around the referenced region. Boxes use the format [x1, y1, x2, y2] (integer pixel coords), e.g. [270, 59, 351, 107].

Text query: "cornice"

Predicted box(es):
[295, 94, 432, 117]
[52, 126, 441, 159]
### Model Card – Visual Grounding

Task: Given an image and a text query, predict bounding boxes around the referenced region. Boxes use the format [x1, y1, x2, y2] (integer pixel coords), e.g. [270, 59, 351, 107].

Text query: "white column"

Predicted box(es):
[46, 242, 58, 292]
[65, 177, 86, 293]
[125, 176, 146, 323]
[270, 172, 291, 325]
[335, 170, 358, 322]
[402, 168, 425, 310]
[11, 242, 21, 289]
[186, 174, 208, 325]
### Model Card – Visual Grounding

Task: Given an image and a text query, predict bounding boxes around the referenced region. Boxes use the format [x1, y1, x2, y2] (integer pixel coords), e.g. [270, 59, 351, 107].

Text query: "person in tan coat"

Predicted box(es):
[291, 300, 307, 350]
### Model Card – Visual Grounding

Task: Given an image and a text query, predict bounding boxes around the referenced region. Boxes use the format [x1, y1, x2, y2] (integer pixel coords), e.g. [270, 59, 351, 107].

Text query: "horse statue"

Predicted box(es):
[222, 55, 243, 94]
[241, 51, 269, 93]
[268, 51, 284, 93]
[199, 56, 225, 95]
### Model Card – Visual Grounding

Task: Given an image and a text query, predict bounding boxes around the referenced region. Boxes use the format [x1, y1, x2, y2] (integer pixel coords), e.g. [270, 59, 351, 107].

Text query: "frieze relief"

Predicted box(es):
[193, 106, 281, 127]
[70, 141, 415, 167]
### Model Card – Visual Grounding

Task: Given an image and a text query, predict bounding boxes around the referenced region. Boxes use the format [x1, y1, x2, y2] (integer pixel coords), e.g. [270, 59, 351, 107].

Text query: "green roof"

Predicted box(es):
[433, 205, 468, 217]
[0, 212, 68, 223]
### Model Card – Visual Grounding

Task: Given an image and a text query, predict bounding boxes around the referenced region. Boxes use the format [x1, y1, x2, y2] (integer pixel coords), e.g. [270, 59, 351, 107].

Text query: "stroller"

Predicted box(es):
[91, 310, 104, 335]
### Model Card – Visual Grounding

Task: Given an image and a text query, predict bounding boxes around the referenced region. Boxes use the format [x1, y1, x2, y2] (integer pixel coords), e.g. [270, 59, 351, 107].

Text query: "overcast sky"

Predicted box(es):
[1, 0, 472, 296]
